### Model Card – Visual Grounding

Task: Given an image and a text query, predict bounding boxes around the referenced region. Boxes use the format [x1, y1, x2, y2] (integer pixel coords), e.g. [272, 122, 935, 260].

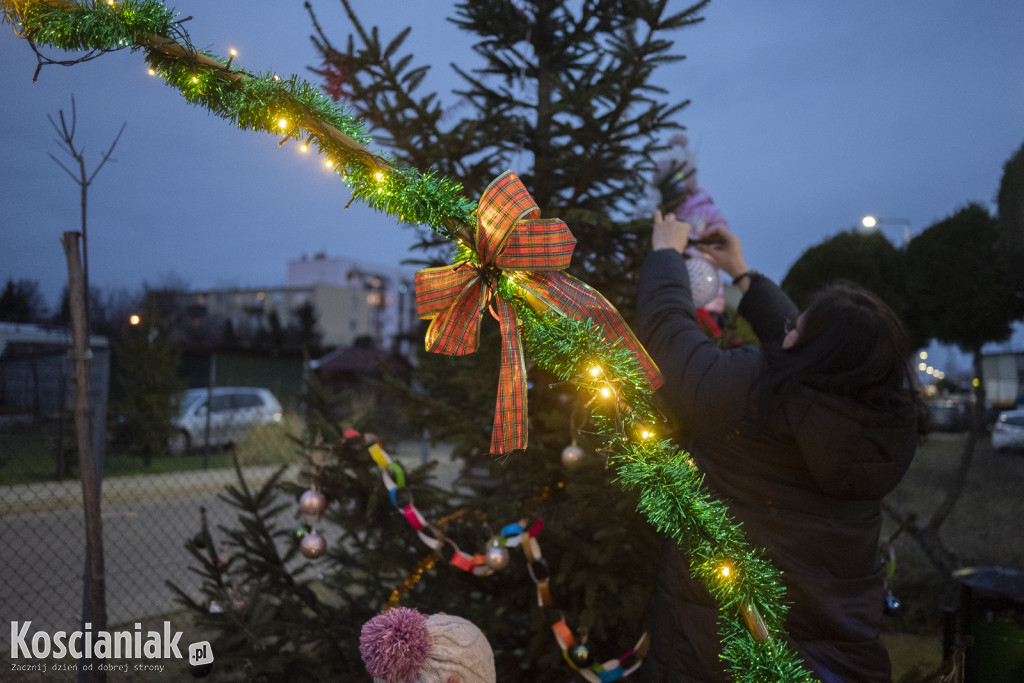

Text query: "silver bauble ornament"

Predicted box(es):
[299, 531, 327, 559]
[299, 490, 327, 517]
[572, 644, 591, 667]
[485, 544, 510, 571]
[686, 256, 721, 309]
[561, 444, 585, 467]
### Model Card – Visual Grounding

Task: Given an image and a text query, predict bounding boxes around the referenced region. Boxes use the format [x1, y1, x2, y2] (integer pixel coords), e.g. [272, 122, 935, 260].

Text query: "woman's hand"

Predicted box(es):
[694, 227, 748, 280]
[652, 209, 692, 253]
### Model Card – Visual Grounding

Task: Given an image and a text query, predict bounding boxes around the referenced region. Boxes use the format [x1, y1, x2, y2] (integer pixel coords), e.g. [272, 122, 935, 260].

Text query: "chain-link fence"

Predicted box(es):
[0, 429, 298, 655]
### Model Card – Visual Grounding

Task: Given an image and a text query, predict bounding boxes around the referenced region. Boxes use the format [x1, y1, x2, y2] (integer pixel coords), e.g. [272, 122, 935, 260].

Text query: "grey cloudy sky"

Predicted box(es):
[2, 1, 1023, 368]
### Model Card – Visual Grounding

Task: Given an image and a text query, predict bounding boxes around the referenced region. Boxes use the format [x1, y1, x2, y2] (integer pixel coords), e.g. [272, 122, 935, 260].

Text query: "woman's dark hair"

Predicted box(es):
[757, 281, 921, 416]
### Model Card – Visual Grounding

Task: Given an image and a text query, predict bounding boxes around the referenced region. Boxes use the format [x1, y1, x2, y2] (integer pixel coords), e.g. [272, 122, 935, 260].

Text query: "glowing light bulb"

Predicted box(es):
[278, 118, 289, 130]
[374, 171, 385, 182]
[640, 429, 653, 440]
[720, 564, 732, 579]
[600, 386, 612, 399]
[147, 68, 156, 76]
[300, 143, 309, 152]
[229, 49, 237, 57]
[588, 366, 601, 378]
[918, 362, 927, 372]
[325, 160, 335, 169]
[129, 315, 140, 326]
[919, 351, 928, 360]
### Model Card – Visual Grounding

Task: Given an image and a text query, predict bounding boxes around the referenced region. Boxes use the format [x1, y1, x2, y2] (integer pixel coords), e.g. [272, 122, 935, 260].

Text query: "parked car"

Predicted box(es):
[991, 409, 1024, 453]
[927, 398, 970, 432]
[170, 387, 283, 453]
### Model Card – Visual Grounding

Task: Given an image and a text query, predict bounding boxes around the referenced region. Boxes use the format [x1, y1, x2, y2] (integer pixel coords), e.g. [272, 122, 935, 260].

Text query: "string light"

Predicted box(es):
[374, 170, 385, 182]
[147, 67, 156, 76]
[720, 564, 732, 579]
[588, 365, 601, 379]
[325, 160, 335, 169]
[277, 117, 289, 130]
[226, 48, 236, 69]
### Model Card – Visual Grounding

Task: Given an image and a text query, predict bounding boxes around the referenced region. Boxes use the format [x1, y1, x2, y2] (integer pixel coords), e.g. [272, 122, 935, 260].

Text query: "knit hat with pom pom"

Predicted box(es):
[360, 608, 496, 683]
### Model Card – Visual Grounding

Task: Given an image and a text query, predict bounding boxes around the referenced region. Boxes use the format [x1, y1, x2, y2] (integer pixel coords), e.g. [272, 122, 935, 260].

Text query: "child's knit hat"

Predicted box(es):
[360, 607, 496, 683]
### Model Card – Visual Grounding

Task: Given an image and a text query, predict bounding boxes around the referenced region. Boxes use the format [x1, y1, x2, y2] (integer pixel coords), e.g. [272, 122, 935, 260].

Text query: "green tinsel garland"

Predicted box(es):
[517, 304, 816, 681]
[4, 2, 817, 679]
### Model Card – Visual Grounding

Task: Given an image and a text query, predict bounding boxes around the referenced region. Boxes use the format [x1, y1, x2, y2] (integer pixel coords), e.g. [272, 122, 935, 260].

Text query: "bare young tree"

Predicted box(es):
[48, 95, 126, 329]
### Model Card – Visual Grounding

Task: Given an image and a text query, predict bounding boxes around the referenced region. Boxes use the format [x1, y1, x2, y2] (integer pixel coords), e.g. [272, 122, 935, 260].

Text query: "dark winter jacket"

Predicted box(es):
[634, 249, 918, 683]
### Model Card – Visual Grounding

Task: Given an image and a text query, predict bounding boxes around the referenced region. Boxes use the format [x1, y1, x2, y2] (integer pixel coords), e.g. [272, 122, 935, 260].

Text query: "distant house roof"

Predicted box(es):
[310, 344, 411, 380]
[0, 321, 108, 357]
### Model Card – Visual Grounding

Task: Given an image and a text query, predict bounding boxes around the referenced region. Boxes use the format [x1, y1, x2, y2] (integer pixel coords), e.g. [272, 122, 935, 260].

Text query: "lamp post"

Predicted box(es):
[861, 215, 911, 246]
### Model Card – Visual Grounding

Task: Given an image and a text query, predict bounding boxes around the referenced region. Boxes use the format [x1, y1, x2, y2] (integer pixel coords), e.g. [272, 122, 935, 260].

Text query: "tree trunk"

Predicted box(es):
[885, 345, 985, 582]
[61, 231, 107, 683]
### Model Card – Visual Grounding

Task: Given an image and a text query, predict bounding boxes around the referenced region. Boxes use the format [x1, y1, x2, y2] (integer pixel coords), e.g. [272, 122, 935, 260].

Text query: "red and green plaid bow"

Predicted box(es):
[415, 171, 662, 454]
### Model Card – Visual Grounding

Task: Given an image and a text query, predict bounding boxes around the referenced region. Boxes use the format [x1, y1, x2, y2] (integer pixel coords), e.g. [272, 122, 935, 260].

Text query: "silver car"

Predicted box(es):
[171, 386, 283, 453]
[991, 409, 1024, 453]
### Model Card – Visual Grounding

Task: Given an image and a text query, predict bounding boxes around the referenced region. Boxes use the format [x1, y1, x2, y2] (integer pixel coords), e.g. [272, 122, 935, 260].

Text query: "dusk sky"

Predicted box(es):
[2, 1, 1023, 372]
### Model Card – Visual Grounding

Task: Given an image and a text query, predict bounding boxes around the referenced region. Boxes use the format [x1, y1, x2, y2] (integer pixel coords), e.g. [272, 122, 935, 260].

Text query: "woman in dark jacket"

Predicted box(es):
[635, 211, 921, 682]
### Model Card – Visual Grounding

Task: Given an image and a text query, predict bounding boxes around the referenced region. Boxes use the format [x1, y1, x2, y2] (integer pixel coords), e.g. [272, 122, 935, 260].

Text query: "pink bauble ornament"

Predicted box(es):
[299, 489, 327, 517]
[686, 257, 721, 309]
[561, 444, 585, 467]
[300, 532, 327, 559]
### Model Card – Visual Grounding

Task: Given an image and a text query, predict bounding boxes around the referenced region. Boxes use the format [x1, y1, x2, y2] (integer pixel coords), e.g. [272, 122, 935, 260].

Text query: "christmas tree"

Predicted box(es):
[301, 1, 707, 678]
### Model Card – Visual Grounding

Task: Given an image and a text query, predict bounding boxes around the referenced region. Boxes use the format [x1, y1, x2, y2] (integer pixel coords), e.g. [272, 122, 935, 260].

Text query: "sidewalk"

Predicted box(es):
[0, 440, 460, 517]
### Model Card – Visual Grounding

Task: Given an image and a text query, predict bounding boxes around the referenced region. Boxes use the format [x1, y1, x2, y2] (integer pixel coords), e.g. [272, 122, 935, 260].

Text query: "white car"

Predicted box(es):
[171, 387, 283, 453]
[991, 409, 1024, 453]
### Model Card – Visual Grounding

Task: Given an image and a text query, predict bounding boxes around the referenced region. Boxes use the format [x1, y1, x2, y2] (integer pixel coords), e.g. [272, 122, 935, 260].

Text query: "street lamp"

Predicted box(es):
[861, 215, 911, 246]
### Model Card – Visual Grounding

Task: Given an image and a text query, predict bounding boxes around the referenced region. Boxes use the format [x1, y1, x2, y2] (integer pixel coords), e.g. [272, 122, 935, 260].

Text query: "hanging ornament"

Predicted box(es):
[293, 522, 312, 542]
[299, 489, 328, 517]
[884, 593, 903, 617]
[571, 643, 591, 668]
[686, 256, 721, 309]
[561, 443, 585, 467]
[485, 541, 510, 571]
[300, 531, 327, 559]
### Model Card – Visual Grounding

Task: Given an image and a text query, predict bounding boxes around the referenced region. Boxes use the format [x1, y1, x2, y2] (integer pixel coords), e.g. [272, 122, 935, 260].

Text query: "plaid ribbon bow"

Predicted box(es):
[415, 171, 662, 454]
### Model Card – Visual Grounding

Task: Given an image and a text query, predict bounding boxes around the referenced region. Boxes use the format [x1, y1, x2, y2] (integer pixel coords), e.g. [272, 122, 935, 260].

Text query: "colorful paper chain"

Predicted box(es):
[365, 439, 648, 680]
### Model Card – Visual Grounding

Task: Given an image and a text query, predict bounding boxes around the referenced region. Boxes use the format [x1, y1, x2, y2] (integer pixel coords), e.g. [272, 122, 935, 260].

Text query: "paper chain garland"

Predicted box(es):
[364, 434, 647, 682]
[3, 3, 819, 680]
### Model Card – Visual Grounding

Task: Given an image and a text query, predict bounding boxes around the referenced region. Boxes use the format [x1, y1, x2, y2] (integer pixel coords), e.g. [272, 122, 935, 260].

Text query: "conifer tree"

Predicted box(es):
[175, 1, 711, 679]
[307, 0, 707, 678]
